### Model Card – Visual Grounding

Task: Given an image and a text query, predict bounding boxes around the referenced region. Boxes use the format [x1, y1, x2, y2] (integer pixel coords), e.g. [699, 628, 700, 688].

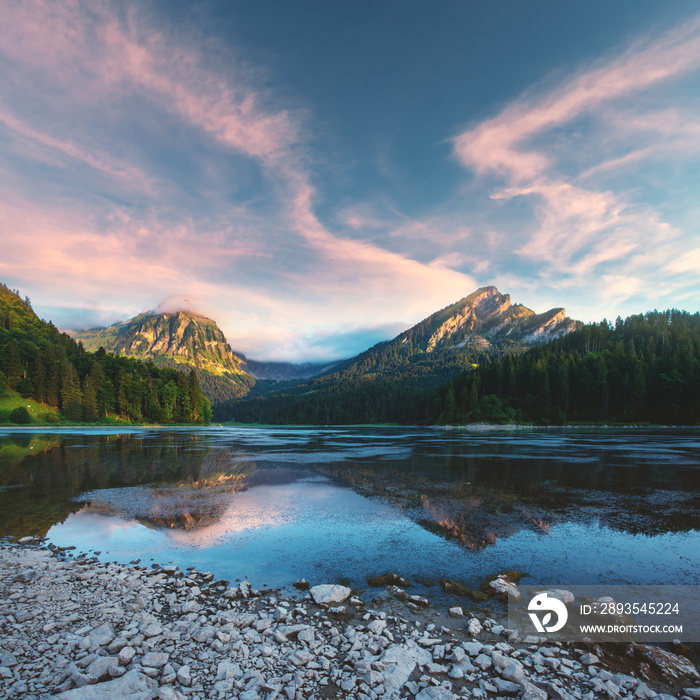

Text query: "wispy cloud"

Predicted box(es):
[0, 0, 483, 359]
[449, 13, 700, 317]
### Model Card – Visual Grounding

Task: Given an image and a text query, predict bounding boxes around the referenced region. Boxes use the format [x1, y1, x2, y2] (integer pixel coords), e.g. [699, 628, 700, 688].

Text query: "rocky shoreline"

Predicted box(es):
[1, 540, 698, 700]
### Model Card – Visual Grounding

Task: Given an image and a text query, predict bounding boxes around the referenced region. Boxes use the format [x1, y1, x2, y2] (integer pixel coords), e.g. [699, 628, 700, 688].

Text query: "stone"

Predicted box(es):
[158, 688, 186, 700]
[533, 681, 575, 700]
[176, 665, 191, 687]
[494, 677, 521, 695]
[638, 645, 700, 685]
[0, 653, 18, 668]
[107, 637, 128, 654]
[54, 669, 158, 698]
[88, 622, 115, 647]
[118, 646, 136, 666]
[542, 589, 575, 604]
[288, 650, 314, 666]
[501, 660, 525, 683]
[580, 653, 599, 665]
[368, 619, 387, 635]
[463, 642, 483, 656]
[415, 687, 457, 700]
[142, 623, 163, 637]
[382, 644, 432, 693]
[141, 652, 169, 669]
[15, 568, 39, 583]
[488, 576, 521, 602]
[181, 600, 200, 614]
[309, 584, 353, 606]
[520, 680, 549, 700]
[298, 627, 316, 643]
[448, 607, 464, 618]
[293, 578, 310, 590]
[635, 682, 656, 699]
[466, 618, 482, 636]
[474, 654, 492, 670]
[86, 656, 120, 682]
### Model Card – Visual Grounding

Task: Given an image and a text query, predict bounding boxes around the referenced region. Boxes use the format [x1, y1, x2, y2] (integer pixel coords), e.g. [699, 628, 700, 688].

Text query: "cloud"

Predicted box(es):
[449, 13, 700, 317]
[0, 0, 484, 360]
[453, 17, 700, 182]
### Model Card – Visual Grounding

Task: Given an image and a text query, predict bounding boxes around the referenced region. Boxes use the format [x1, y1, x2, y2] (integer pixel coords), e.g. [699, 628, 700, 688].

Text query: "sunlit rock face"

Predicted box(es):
[422, 286, 582, 353]
[87, 310, 244, 373]
[71, 309, 255, 404]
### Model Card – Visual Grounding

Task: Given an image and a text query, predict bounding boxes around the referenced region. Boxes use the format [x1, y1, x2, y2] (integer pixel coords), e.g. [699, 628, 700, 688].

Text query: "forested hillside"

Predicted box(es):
[73, 309, 254, 406]
[216, 286, 579, 424]
[220, 309, 700, 426]
[0, 284, 211, 424]
[429, 310, 700, 425]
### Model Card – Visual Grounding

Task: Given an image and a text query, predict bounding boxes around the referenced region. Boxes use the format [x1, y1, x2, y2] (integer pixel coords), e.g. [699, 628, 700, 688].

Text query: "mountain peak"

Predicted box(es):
[71, 306, 255, 405]
[150, 296, 207, 318]
[413, 286, 580, 354]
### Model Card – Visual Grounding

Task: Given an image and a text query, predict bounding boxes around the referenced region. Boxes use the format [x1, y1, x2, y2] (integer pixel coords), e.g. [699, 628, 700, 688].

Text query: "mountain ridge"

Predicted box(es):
[70, 285, 581, 409]
[216, 285, 583, 423]
[72, 310, 254, 406]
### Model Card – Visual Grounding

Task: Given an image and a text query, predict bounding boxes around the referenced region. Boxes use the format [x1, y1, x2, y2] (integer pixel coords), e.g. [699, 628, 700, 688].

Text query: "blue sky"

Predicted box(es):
[1, 0, 699, 360]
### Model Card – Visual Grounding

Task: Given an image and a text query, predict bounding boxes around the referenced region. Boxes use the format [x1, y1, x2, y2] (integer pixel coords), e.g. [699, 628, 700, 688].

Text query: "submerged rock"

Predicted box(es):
[367, 572, 411, 587]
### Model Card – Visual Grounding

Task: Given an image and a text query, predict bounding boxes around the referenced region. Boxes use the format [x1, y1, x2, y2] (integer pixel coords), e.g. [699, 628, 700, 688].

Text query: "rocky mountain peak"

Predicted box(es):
[420, 286, 580, 353]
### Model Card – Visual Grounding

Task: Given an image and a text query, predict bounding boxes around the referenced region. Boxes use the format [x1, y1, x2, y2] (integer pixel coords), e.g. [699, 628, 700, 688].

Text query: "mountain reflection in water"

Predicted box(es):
[0, 426, 698, 590]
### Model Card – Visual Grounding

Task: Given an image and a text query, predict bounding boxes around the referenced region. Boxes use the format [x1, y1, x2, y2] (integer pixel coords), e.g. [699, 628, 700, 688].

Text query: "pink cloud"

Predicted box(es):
[0, 107, 155, 191]
[453, 17, 700, 182]
[449, 12, 700, 307]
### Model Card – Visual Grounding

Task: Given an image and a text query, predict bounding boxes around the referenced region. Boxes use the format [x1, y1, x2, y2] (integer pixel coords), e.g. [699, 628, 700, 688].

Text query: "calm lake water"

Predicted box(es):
[0, 426, 698, 601]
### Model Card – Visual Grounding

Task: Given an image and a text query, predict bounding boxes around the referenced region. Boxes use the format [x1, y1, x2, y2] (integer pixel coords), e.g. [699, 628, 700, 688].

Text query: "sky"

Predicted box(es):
[1, 0, 700, 361]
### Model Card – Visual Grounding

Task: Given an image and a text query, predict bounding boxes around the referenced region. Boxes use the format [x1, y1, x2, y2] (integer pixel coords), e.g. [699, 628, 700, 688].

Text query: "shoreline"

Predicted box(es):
[1, 540, 698, 700]
[2, 423, 698, 432]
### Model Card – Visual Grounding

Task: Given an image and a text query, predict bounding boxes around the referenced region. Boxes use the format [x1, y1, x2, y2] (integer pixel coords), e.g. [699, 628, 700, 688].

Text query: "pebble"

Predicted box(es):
[0, 542, 696, 700]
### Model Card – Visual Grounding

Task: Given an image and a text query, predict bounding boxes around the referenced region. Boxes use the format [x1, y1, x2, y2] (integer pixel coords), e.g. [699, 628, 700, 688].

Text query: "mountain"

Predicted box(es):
[72, 310, 254, 405]
[0, 283, 210, 424]
[388, 285, 580, 354]
[315, 285, 581, 383]
[218, 286, 582, 424]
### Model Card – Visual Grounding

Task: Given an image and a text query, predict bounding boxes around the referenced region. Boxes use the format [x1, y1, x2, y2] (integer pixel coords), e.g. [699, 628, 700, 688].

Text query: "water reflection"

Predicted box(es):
[0, 427, 699, 589]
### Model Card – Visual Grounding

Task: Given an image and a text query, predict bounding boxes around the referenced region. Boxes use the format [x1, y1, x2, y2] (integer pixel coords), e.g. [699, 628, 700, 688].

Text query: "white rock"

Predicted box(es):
[382, 644, 432, 693]
[88, 622, 115, 647]
[474, 654, 492, 670]
[466, 618, 482, 636]
[520, 681, 548, 700]
[415, 687, 457, 700]
[141, 652, 169, 669]
[176, 665, 191, 687]
[542, 589, 575, 604]
[368, 619, 387, 635]
[463, 641, 483, 656]
[488, 577, 521, 601]
[309, 584, 353, 606]
[85, 656, 120, 682]
[501, 660, 525, 683]
[288, 649, 314, 667]
[54, 669, 158, 698]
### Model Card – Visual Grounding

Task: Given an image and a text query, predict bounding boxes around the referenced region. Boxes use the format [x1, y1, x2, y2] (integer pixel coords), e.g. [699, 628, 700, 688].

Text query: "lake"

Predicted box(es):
[1, 426, 698, 603]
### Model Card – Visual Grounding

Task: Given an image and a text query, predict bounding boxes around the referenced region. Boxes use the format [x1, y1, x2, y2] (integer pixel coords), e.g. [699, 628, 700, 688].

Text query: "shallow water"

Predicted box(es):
[0, 426, 698, 599]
